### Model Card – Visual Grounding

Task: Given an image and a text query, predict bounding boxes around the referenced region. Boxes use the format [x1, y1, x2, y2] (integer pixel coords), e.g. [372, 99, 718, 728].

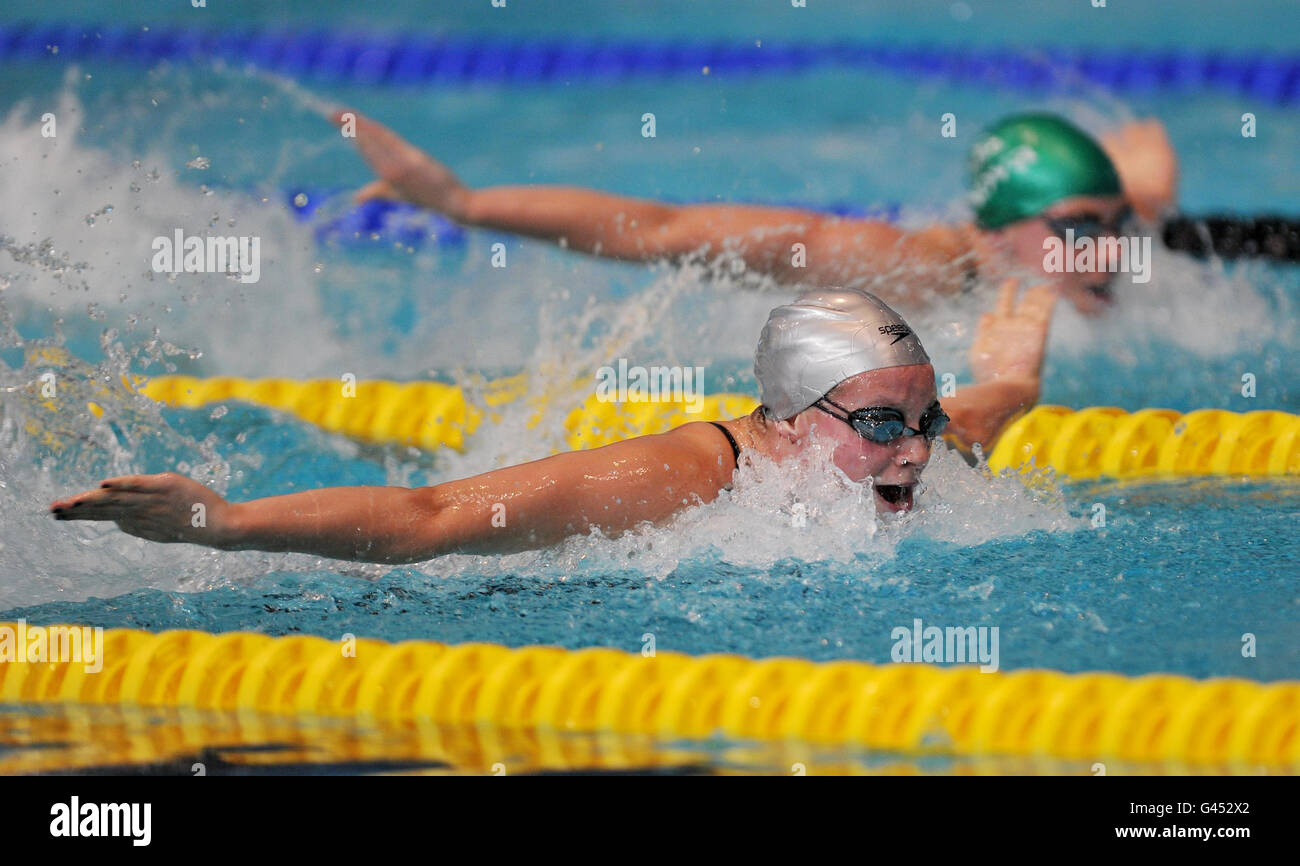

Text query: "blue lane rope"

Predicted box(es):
[5, 22, 1300, 102]
[286, 188, 902, 249]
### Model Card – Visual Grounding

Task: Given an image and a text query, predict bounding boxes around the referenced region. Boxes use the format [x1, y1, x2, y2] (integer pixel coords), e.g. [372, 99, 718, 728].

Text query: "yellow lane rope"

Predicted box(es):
[2, 626, 1296, 769]
[135, 376, 1300, 478]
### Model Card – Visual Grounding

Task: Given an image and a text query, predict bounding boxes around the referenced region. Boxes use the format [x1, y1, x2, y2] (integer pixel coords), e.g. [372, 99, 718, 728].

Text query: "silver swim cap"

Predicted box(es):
[753, 289, 931, 420]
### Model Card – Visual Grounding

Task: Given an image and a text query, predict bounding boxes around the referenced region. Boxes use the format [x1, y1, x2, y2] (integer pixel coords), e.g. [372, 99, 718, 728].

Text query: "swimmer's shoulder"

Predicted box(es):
[661, 420, 747, 480]
[582, 421, 742, 470]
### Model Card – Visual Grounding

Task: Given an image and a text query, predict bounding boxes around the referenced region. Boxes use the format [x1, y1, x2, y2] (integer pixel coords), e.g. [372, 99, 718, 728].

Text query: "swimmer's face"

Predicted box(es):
[992, 194, 1132, 315]
[790, 364, 937, 514]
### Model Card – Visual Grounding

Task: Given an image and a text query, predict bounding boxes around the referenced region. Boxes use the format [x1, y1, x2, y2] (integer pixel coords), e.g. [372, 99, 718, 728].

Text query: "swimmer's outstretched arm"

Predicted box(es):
[940, 280, 1055, 451]
[335, 110, 975, 300]
[48, 424, 735, 564]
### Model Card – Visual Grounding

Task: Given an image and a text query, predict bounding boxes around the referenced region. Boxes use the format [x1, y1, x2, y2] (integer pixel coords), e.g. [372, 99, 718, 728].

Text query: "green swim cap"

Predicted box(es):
[967, 113, 1122, 230]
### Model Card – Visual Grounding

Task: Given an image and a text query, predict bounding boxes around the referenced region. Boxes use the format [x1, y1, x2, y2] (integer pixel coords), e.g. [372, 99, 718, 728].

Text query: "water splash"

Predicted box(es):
[0, 81, 342, 377]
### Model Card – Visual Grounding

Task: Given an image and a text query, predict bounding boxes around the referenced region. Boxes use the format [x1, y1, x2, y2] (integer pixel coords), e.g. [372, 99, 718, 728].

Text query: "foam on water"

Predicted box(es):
[1048, 244, 1294, 360]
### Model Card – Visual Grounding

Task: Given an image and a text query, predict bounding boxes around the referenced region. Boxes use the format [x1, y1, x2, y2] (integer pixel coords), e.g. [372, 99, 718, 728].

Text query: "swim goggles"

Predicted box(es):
[813, 397, 949, 444]
[1041, 204, 1134, 240]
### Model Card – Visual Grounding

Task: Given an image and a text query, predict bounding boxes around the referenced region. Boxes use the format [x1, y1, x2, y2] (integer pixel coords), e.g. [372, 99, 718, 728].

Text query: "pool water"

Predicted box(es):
[0, 0, 1298, 771]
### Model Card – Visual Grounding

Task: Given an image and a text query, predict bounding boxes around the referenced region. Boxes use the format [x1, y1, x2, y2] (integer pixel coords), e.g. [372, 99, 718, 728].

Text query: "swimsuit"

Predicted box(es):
[709, 421, 741, 468]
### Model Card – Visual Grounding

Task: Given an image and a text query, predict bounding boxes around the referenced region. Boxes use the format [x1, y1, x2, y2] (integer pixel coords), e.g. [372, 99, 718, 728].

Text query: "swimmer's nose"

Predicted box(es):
[896, 433, 931, 467]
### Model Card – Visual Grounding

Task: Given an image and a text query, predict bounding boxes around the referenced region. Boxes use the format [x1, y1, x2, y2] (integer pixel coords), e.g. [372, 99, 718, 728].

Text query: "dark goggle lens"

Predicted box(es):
[1047, 206, 1134, 239]
[852, 414, 905, 442]
[850, 408, 948, 443]
[922, 410, 949, 438]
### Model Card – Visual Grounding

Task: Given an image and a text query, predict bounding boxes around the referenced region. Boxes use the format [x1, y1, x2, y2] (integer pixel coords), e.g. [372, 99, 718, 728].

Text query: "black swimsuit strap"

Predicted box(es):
[1162, 213, 1300, 262]
[708, 421, 742, 468]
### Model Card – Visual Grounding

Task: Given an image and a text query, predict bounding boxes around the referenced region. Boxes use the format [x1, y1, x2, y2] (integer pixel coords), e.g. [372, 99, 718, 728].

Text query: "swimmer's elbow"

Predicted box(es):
[400, 483, 513, 559]
[945, 379, 1040, 453]
[945, 422, 997, 457]
[401, 485, 456, 561]
[946, 408, 1003, 452]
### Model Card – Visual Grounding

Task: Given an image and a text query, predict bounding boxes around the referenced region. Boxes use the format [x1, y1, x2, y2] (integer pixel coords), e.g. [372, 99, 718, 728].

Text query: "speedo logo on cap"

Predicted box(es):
[878, 324, 912, 344]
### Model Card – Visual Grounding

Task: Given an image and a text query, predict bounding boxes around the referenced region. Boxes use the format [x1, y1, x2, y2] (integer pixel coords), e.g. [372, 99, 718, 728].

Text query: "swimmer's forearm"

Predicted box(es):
[221, 486, 444, 563]
[458, 186, 677, 259]
[459, 186, 827, 269]
[220, 481, 599, 562]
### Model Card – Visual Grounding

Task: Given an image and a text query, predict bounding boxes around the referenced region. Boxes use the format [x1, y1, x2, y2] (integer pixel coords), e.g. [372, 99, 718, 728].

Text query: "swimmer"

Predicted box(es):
[332, 108, 1179, 315]
[48, 281, 1054, 562]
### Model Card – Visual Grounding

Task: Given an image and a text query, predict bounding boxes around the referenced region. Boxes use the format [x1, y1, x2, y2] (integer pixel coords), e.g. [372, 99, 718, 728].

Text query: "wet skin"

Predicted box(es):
[743, 364, 939, 514]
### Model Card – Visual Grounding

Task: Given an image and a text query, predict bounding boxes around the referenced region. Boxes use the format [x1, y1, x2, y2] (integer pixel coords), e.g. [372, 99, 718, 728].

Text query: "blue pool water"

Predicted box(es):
[1, 0, 1298, 712]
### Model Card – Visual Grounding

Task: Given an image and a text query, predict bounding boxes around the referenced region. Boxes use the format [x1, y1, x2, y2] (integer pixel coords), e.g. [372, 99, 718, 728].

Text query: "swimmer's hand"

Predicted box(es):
[970, 279, 1057, 385]
[940, 280, 1056, 451]
[49, 474, 235, 548]
[332, 109, 472, 219]
[1101, 118, 1179, 223]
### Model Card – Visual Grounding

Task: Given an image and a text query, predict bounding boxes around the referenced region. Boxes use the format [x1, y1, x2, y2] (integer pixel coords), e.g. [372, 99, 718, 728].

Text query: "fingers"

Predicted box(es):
[1138, 118, 1170, 141]
[333, 109, 401, 158]
[1017, 284, 1059, 323]
[50, 487, 153, 521]
[53, 504, 140, 522]
[98, 474, 173, 493]
[353, 179, 398, 205]
[51, 486, 119, 511]
[50, 473, 182, 518]
[350, 114, 403, 153]
[331, 108, 367, 128]
[995, 278, 1018, 318]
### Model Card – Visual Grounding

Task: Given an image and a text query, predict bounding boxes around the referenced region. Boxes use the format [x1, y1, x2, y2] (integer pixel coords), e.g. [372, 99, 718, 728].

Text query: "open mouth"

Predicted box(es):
[874, 483, 915, 513]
